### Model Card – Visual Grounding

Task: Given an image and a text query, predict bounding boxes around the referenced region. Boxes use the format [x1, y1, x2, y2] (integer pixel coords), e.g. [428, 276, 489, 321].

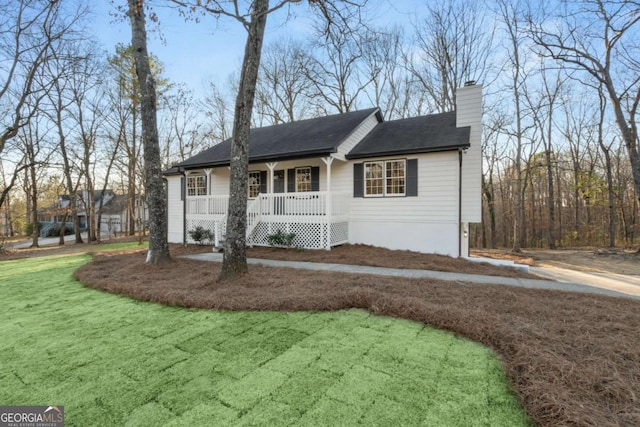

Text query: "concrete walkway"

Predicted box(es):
[183, 252, 640, 300]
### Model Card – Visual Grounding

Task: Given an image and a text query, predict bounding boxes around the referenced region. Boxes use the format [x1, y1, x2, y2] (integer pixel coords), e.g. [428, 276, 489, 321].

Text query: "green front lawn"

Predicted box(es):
[0, 253, 531, 426]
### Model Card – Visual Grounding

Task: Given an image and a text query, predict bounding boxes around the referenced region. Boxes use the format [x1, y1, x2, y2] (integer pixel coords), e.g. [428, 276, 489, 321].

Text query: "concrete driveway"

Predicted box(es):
[530, 265, 640, 298]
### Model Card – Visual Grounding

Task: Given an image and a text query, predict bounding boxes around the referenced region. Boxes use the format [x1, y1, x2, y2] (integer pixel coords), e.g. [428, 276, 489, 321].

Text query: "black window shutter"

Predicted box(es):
[311, 166, 320, 191]
[259, 171, 267, 194]
[180, 177, 185, 200]
[353, 163, 364, 197]
[287, 169, 295, 192]
[406, 159, 418, 197]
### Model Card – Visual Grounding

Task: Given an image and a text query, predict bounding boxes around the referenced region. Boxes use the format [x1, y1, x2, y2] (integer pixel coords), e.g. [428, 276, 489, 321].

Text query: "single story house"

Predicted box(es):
[164, 83, 482, 257]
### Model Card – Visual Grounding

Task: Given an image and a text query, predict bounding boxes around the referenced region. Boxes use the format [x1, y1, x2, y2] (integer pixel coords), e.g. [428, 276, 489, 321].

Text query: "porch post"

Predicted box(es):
[321, 157, 334, 250]
[266, 162, 277, 193]
[204, 169, 212, 196]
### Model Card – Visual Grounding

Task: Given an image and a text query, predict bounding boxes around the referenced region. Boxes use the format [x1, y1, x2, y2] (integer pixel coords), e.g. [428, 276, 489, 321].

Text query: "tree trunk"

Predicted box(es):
[57, 114, 83, 245]
[605, 79, 640, 206]
[128, 127, 137, 236]
[29, 163, 39, 248]
[482, 174, 496, 249]
[59, 211, 69, 245]
[598, 93, 616, 248]
[545, 152, 555, 249]
[128, 0, 170, 264]
[219, 0, 269, 281]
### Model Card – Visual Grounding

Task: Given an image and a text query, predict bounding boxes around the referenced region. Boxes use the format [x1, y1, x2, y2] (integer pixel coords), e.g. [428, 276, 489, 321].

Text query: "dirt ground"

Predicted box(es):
[74, 249, 640, 427]
[473, 247, 640, 276]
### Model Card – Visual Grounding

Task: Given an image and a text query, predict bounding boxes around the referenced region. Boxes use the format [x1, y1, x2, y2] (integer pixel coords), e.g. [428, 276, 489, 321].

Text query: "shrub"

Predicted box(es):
[25, 222, 37, 237]
[266, 229, 296, 247]
[188, 226, 214, 245]
[48, 224, 73, 237]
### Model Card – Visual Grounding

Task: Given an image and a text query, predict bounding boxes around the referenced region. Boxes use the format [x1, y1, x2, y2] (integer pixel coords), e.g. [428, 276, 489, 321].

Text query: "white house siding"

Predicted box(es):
[457, 84, 482, 223]
[166, 175, 184, 243]
[208, 168, 230, 195]
[335, 112, 380, 158]
[333, 151, 461, 256]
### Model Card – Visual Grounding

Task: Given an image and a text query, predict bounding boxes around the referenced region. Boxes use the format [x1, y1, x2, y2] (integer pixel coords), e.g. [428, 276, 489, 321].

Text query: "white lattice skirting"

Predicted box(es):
[249, 221, 348, 249]
[185, 216, 348, 249]
[185, 217, 225, 245]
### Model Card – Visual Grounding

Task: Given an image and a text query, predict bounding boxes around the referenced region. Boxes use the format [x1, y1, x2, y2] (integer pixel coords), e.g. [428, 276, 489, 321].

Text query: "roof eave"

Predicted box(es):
[178, 148, 338, 170]
[346, 143, 470, 160]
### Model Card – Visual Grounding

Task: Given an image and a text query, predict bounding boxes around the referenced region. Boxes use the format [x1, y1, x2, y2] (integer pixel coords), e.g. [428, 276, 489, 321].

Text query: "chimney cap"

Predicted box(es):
[464, 80, 476, 87]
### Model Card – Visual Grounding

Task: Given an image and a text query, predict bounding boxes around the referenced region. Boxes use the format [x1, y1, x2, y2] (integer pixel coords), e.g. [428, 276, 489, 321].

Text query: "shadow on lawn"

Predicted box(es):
[75, 250, 640, 427]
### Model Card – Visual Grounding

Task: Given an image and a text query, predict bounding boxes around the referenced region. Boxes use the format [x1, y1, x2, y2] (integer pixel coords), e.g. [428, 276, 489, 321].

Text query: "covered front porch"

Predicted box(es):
[182, 156, 352, 250]
[185, 191, 350, 250]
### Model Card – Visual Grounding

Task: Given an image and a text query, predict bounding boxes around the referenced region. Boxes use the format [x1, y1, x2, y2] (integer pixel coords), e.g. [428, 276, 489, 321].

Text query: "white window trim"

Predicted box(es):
[364, 161, 384, 198]
[186, 175, 207, 197]
[364, 159, 406, 197]
[295, 166, 312, 193]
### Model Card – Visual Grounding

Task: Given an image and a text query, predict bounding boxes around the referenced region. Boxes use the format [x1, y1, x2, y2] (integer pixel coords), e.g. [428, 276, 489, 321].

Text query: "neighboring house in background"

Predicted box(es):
[98, 194, 149, 237]
[164, 83, 482, 257]
[38, 190, 148, 237]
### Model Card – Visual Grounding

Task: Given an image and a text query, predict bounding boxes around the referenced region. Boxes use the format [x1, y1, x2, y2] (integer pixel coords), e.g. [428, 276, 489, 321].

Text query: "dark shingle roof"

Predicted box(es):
[101, 195, 128, 215]
[162, 166, 181, 176]
[172, 108, 381, 169]
[346, 111, 470, 159]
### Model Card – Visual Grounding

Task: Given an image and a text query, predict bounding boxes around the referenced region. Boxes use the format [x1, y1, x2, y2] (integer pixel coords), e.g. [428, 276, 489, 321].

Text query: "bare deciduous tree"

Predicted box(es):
[127, 0, 171, 264]
[171, 0, 366, 280]
[305, 24, 368, 114]
[495, 0, 531, 252]
[530, 0, 640, 204]
[0, 0, 85, 209]
[522, 63, 566, 249]
[159, 85, 210, 168]
[254, 38, 314, 125]
[408, 0, 493, 113]
[200, 81, 233, 144]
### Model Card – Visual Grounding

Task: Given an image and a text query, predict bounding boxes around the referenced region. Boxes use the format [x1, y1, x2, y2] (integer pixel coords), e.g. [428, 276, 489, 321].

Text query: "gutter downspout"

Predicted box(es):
[458, 149, 463, 258]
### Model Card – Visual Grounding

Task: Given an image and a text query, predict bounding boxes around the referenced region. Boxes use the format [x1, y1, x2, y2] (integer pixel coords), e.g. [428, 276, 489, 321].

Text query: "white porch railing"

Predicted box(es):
[253, 192, 350, 219]
[185, 191, 350, 249]
[186, 195, 229, 216]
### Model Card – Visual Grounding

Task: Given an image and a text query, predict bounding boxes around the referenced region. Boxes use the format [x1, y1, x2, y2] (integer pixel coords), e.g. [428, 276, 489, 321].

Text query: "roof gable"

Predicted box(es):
[346, 111, 470, 159]
[173, 108, 380, 169]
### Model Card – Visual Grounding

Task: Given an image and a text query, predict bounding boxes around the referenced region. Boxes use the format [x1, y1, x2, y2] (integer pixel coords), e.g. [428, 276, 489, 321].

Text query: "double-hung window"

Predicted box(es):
[385, 159, 406, 196]
[186, 175, 206, 196]
[364, 159, 405, 197]
[295, 167, 312, 192]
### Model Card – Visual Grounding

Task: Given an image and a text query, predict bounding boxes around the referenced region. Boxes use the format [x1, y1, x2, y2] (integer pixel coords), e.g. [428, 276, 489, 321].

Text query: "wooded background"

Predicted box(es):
[1, 0, 638, 250]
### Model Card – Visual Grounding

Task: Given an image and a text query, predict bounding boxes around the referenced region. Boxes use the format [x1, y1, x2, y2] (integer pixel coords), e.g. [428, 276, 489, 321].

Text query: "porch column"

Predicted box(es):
[321, 157, 334, 250]
[266, 162, 278, 193]
[204, 169, 212, 196]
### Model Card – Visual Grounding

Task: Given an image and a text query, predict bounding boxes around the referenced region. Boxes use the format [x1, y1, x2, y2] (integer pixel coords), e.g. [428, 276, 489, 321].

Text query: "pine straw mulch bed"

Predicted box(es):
[74, 250, 640, 427]
[245, 245, 538, 278]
